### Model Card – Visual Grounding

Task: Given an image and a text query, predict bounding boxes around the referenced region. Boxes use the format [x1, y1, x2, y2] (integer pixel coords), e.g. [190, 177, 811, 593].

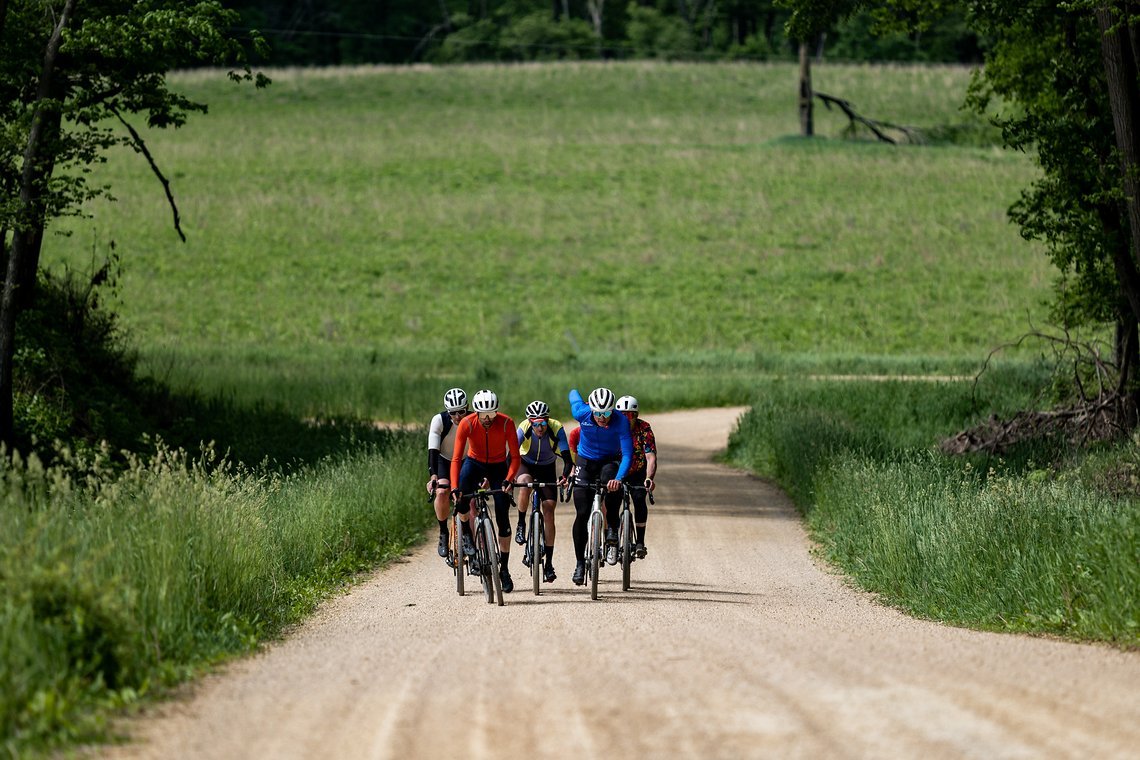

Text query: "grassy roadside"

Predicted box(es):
[724, 377, 1140, 647]
[0, 434, 428, 757]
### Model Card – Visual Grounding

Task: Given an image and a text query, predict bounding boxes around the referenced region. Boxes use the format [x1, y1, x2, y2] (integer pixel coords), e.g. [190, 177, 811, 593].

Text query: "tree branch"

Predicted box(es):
[815, 91, 923, 145]
[111, 109, 185, 242]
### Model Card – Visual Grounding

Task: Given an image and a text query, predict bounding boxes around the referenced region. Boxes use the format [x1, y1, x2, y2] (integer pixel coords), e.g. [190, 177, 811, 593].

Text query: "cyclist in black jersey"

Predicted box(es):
[427, 388, 467, 559]
[513, 400, 574, 583]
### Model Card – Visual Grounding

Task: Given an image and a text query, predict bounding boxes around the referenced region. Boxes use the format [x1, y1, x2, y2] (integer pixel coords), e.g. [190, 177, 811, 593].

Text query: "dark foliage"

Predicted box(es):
[14, 260, 398, 471]
[220, 0, 984, 65]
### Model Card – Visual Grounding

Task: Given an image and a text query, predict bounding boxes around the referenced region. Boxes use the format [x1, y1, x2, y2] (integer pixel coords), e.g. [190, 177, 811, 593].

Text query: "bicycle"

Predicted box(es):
[572, 478, 611, 601]
[455, 486, 511, 606]
[617, 483, 654, 592]
[430, 482, 468, 597]
[514, 479, 565, 595]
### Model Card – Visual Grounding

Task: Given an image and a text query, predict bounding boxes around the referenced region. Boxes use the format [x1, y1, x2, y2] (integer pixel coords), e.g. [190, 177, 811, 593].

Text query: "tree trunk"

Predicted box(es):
[1097, 6, 1140, 317]
[799, 41, 813, 136]
[0, 0, 74, 447]
[587, 0, 605, 38]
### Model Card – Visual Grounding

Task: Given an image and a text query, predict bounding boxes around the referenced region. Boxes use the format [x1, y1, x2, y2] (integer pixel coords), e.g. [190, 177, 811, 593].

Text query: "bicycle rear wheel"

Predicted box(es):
[620, 508, 634, 591]
[529, 509, 543, 595]
[588, 509, 603, 600]
[483, 518, 504, 606]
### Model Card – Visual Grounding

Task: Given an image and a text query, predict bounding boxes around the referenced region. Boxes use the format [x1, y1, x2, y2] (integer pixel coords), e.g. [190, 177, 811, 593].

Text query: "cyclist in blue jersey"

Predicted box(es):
[567, 387, 633, 586]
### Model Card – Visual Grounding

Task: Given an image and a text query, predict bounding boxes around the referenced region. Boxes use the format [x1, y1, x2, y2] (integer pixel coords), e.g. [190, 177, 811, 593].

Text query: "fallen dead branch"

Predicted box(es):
[941, 324, 1138, 454]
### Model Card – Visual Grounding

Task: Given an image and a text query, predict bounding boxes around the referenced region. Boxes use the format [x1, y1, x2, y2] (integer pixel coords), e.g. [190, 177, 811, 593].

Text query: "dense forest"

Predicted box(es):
[223, 0, 985, 66]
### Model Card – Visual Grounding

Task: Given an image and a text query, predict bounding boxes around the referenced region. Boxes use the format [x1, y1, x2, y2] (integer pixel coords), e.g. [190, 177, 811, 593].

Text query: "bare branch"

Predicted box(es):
[944, 323, 1132, 455]
[111, 109, 185, 242]
[815, 91, 925, 145]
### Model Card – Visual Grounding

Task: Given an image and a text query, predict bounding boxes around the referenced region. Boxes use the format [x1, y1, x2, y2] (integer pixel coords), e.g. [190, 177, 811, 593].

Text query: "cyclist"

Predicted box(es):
[615, 395, 656, 560]
[450, 389, 523, 593]
[567, 387, 633, 586]
[513, 400, 574, 583]
[427, 388, 467, 560]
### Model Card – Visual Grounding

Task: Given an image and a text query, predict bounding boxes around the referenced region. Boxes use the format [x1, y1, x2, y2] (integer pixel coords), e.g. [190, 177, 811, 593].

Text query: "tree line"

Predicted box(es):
[223, 0, 984, 66]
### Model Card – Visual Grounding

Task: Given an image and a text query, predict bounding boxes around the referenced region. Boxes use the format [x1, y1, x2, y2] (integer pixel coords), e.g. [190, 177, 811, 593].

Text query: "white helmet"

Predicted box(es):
[443, 388, 467, 412]
[471, 389, 499, 413]
[615, 395, 638, 413]
[587, 387, 616, 414]
[525, 400, 549, 419]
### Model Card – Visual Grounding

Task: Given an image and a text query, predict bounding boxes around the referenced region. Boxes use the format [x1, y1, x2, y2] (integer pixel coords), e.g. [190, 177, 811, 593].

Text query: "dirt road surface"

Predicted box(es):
[102, 408, 1140, 759]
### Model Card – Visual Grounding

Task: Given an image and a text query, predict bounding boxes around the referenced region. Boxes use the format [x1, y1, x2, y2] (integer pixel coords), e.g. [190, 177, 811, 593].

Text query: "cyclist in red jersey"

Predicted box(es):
[450, 389, 522, 593]
[567, 425, 581, 463]
[616, 395, 656, 559]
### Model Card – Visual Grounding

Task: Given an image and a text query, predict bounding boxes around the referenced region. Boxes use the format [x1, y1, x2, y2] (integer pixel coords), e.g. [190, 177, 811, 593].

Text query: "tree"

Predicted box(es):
[0, 0, 267, 448]
[965, 1, 1140, 408]
[783, 1, 1140, 422]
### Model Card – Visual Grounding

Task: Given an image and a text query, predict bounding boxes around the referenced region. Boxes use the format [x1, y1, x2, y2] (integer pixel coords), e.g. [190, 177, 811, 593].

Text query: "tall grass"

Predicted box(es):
[725, 375, 1140, 646]
[815, 453, 1140, 639]
[0, 437, 427, 756]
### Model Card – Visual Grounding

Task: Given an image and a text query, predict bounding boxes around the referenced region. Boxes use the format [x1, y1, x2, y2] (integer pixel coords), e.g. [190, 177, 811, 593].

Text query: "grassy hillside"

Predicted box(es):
[43, 62, 1050, 420]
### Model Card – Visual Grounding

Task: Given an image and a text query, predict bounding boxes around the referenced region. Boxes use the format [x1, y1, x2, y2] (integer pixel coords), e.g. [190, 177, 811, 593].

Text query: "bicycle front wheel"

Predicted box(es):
[454, 517, 465, 597]
[530, 509, 543, 596]
[588, 509, 603, 601]
[475, 520, 493, 604]
[483, 518, 504, 606]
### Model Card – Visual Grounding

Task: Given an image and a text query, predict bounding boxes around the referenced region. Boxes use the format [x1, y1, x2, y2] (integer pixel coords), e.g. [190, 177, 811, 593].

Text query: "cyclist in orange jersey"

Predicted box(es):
[450, 389, 523, 593]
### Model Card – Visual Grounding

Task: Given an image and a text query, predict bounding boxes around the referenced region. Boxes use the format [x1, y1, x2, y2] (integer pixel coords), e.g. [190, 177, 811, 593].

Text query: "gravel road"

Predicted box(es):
[102, 407, 1140, 759]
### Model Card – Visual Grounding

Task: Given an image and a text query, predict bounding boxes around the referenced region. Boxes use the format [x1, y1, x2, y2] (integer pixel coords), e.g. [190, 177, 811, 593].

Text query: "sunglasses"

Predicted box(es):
[530, 419, 548, 427]
[477, 412, 496, 421]
[449, 409, 467, 417]
[593, 409, 612, 419]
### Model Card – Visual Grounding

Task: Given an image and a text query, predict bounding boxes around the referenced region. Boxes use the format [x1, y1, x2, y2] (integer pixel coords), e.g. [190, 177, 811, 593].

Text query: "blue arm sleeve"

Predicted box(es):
[554, 426, 569, 453]
[615, 414, 634, 480]
[569, 389, 591, 424]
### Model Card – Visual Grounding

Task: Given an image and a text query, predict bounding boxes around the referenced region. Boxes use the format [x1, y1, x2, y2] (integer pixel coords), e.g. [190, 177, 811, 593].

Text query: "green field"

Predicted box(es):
[43, 61, 1051, 420]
